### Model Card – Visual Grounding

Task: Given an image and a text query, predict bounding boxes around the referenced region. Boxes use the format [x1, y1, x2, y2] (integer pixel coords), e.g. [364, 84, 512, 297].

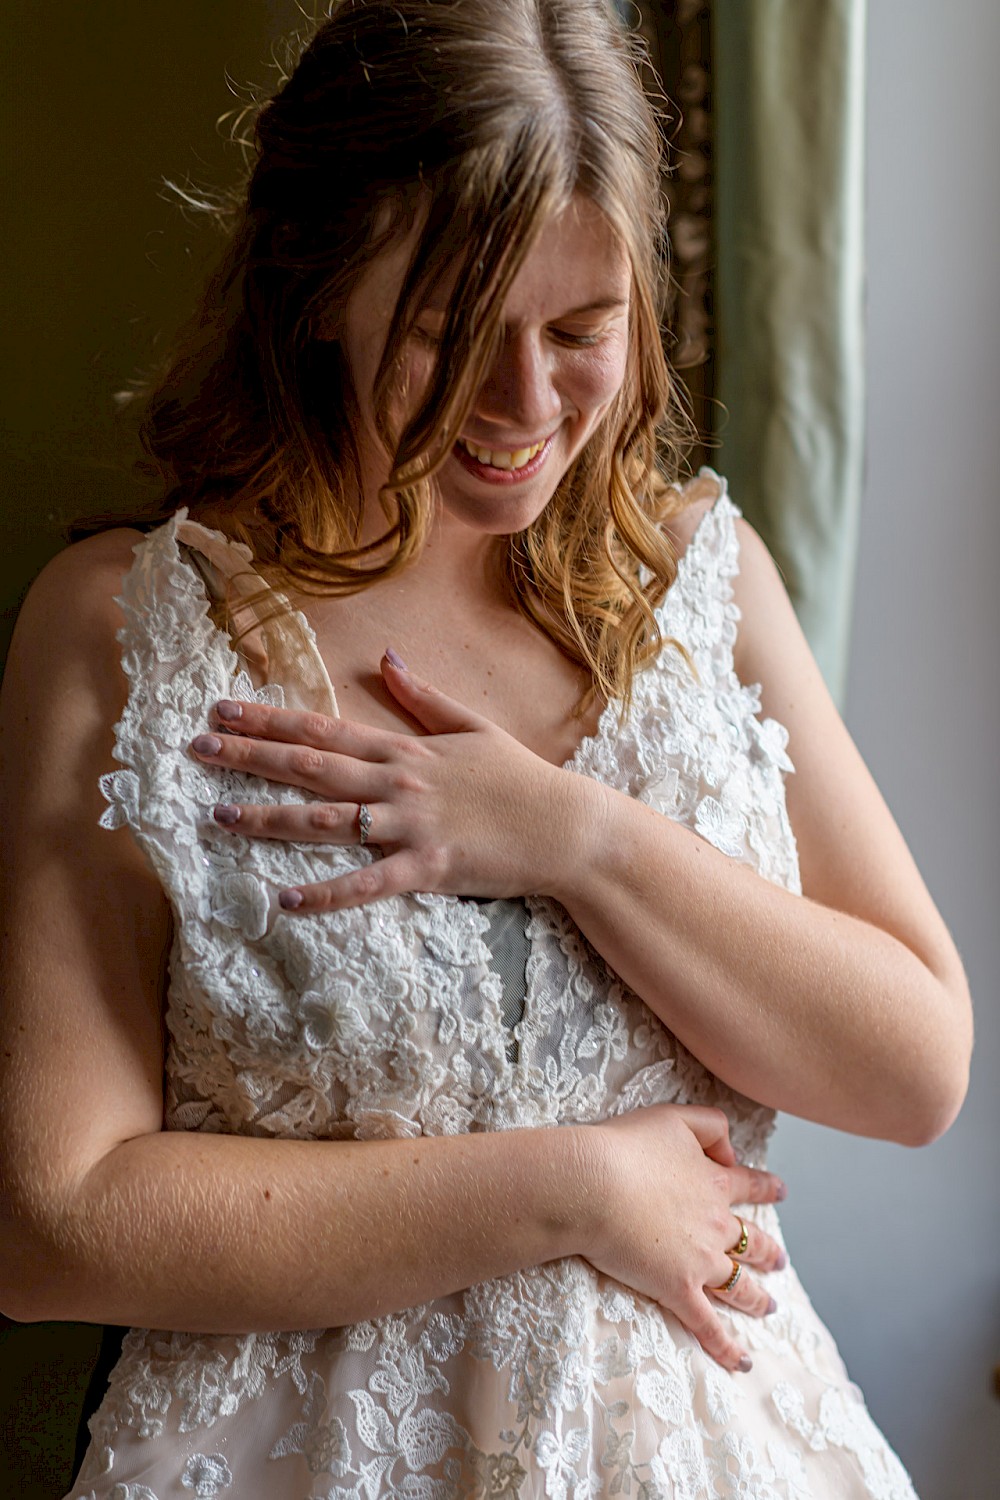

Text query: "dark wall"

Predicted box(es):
[1, 7, 302, 1492]
[1, 1, 303, 661]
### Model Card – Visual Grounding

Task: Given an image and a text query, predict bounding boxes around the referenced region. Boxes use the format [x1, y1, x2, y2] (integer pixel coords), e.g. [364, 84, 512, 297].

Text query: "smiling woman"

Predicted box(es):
[0, 1, 970, 1498]
[336, 198, 633, 541]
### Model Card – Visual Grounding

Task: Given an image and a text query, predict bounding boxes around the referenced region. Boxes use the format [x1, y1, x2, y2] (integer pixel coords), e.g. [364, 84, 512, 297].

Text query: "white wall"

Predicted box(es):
[770, 2, 1000, 1495]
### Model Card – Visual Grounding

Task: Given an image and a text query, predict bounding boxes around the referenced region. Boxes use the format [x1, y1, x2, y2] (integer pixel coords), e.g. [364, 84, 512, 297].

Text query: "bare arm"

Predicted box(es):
[547, 510, 972, 1145]
[0, 533, 784, 1372]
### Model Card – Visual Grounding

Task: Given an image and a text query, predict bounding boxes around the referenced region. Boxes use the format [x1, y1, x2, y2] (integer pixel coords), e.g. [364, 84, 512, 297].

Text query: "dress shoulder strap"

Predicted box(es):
[658, 468, 743, 686]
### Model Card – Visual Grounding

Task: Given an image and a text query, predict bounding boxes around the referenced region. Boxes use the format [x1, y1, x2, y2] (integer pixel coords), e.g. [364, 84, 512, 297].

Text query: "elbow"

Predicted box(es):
[895, 1042, 971, 1149]
[0, 1231, 63, 1324]
[0, 1182, 93, 1324]
[892, 973, 974, 1148]
[903, 1073, 969, 1148]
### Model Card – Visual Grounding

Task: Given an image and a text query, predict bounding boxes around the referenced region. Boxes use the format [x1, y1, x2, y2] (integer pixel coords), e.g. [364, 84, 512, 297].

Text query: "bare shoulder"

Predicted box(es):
[2, 528, 148, 815]
[14, 527, 144, 649]
[662, 471, 726, 559]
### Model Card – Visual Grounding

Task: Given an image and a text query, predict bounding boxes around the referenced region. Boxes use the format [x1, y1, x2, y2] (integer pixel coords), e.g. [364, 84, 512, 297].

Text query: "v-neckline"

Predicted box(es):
[172, 480, 722, 776]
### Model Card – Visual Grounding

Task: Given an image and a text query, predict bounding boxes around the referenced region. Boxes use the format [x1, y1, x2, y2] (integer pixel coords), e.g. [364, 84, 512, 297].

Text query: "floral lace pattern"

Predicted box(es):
[71, 474, 916, 1499]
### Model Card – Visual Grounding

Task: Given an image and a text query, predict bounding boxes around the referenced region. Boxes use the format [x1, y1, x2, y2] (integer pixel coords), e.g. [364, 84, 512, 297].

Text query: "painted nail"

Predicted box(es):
[765, 1296, 778, 1314]
[737, 1355, 753, 1374]
[774, 1250, 788, 1270]
[279, 889, 304, 910]
[213, 804, 241, 826]
[192, 734, 223, 757]
[216, 700, 243, 721]
[385, 647, 409, 670]
[774, 1179, 788, 1201]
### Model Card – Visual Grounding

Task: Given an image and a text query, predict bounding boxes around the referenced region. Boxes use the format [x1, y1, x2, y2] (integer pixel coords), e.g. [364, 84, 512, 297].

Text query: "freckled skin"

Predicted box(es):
[340, 196, 632, 543]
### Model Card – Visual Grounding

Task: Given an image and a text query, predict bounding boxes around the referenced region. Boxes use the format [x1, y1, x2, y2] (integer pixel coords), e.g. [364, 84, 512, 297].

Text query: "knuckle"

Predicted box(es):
[259, 805, 285, 833]
[422, 843, 450, 883]
[290, 748, 325, 777]
[303, 712, 332, 742]
[709, 1168, 730, 1197]
[390, 768, 423, 796]
[396, 736, 429, 765]
[354, 866, 383, 899]
[681, 1275, 705, 1307]
[309, 804, 343, 832]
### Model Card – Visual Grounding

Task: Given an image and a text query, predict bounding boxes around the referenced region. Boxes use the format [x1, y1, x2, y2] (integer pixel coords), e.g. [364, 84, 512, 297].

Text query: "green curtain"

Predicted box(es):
[712, 0, 867, 701]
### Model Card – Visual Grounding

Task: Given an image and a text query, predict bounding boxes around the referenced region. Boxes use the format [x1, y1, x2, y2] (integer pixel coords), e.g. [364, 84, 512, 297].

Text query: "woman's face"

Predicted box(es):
[340, 195, 632, 538]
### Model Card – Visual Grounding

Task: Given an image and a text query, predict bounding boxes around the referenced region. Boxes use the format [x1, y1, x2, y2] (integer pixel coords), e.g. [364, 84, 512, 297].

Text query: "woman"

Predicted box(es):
[0, 1, 970, 1496]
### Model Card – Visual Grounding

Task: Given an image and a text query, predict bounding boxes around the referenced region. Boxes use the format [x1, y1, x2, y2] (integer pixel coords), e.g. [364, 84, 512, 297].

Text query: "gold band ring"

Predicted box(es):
[711, 1257, 743, 1295]
[728, 1217, 749, 1258]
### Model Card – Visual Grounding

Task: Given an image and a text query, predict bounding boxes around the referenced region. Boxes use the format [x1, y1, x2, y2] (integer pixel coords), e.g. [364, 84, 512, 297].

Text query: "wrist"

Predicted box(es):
[536, 769, 612, 905]
[533, 1122, 615, 1263]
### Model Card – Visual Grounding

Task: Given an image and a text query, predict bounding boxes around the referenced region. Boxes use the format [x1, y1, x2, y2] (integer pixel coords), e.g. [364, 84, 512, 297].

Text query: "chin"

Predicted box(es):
[440, 490, 555, 538]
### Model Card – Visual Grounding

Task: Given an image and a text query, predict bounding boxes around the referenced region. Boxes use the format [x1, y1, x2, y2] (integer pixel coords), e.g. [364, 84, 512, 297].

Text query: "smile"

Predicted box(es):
[457, 437, 547, 470]
[453, 434, 554, 483]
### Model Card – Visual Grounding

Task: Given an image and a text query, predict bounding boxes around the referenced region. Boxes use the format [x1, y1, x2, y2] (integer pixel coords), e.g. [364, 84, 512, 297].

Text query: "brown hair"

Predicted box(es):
[118, 0, 692, 709]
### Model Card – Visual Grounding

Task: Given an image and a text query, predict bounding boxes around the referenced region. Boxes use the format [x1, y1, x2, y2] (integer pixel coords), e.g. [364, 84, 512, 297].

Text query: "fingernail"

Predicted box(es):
[192, 734, 222, 757]
[279, 889, 304, 910]
[737, 1355, 753, 1374]
[385, 647, 408, 670]
[216, 700, 243, 721]
[774, 1178, 788, 1201]
[765, 1296, 778, 1314]
[774, 1250, 788, 1270]
[213, 804, 241, 826]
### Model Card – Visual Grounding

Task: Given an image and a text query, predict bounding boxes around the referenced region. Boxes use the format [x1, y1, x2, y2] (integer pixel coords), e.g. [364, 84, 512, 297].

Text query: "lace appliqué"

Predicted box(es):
[76, 482, 916, 1500]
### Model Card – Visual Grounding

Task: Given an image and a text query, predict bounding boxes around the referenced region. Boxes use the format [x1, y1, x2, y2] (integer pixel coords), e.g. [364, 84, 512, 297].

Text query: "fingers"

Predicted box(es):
[191, 729, 387, 801]
[727, 1162, 787, 1207]
[675, 1290, 754, 1375]
[675, 1106, 737, 1167]
[380, 653, 488, 736]
[277, 851, 431, 914]
[207, 700, 390, 762]
[211, 799, 393, 847]
[707, 1256, 777, 1322]
[726, 1215, 787, 1275]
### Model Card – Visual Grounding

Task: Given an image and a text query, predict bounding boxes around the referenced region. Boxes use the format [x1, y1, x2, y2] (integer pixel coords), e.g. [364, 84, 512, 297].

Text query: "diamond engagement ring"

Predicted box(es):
[358, 803, 373, 847]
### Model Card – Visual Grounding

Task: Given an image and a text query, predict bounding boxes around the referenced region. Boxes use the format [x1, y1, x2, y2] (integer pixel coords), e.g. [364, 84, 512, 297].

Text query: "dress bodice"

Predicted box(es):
[99, 474, 799, 1166]
[77, 475, 916, 1499]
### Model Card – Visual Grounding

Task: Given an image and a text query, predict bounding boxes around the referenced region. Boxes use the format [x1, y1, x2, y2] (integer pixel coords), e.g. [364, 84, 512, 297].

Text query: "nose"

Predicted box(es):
[472, 329, 562, 437]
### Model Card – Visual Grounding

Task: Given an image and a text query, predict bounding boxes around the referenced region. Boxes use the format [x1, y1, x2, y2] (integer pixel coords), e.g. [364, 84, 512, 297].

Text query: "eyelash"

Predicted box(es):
[411, 325, 604, 349]
[551, 329, 602, 348]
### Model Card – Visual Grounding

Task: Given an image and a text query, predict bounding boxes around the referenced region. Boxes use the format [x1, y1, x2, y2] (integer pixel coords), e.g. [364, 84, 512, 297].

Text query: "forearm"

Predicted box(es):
[8, 1123, 590, 1329]
[550, 776, 969, 1144]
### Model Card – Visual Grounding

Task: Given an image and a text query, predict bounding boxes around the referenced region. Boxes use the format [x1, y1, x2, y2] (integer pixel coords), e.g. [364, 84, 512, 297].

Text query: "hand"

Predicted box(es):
[190, 653, 599, 911]
[580, 1104, 787, 1373]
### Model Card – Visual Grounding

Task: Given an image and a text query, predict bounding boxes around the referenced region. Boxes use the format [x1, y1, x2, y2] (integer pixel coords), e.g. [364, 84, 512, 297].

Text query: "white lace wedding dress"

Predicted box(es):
[71, 475, 918, 1499]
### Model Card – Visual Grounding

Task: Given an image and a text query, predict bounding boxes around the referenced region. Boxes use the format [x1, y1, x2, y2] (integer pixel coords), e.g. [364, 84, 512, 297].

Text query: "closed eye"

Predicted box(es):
[549, 327, 604, 348]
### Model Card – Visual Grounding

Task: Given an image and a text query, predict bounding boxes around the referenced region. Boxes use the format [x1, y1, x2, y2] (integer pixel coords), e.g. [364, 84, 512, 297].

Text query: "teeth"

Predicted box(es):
[460, 438, 545, 470]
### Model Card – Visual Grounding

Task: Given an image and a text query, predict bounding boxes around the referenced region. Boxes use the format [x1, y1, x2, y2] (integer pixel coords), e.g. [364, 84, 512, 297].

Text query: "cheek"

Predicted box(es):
[568, 341, 629, 420]
[386, 346, 437, 427]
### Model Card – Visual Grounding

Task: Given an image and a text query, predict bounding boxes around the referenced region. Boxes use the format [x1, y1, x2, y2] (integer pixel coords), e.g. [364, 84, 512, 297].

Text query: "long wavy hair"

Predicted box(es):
[113, 0, 693, 711]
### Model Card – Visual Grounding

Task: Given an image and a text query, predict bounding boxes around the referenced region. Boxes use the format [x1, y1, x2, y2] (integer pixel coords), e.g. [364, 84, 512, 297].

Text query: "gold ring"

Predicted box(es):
[728, 1217, 749, 1258]
[711, 1257, 743, 1294]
